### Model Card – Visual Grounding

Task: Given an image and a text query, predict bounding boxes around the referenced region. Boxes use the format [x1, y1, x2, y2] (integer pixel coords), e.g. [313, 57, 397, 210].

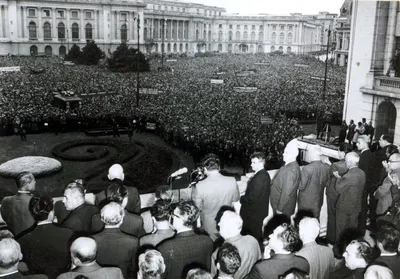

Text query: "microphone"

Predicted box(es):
[170, 167, 188, 178]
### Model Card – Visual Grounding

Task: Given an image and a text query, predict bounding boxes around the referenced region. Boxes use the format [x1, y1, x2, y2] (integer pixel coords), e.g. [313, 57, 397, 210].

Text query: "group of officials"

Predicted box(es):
[0, 133, 400, 279]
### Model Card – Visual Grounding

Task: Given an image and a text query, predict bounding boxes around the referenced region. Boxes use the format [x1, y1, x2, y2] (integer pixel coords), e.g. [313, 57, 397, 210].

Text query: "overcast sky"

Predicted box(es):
[180, 0, 345, 15]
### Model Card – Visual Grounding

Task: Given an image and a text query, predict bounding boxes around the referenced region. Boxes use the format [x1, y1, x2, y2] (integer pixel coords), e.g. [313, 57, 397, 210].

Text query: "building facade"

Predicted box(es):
[343, 0, 400, 143]
[333, 0, 352, 66]
[0, 0, 335, 56]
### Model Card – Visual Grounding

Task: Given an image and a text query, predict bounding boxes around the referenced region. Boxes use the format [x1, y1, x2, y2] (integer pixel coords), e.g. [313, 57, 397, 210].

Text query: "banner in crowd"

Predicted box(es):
[233, 87, 258, 93]
[146, 122, 157, 131]
[210, 79, 224, 84]
[63, 61, 75, 66]
[236, 70, 256, 77]
[140, 88, 163, 95]
[311, 76, 331, 81]
[254, 62, 270, 65]
[0, 66, 20, 72]
[217, 72, 226, 75]
[260, 116, 273, 125]
[166, 59, 177, 62]
[294, 64, 310, 68]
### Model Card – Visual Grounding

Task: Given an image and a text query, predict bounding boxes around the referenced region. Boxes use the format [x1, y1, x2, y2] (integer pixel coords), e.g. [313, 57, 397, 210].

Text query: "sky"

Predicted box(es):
[180, 0, 345, 15]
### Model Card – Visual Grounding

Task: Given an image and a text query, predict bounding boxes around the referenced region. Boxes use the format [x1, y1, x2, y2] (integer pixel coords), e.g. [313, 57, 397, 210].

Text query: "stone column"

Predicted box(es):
[38, 8, 42, 39]
[80, 9, 84, 41]
[384, 0, 398, 74]
[52, 8, 56, 39]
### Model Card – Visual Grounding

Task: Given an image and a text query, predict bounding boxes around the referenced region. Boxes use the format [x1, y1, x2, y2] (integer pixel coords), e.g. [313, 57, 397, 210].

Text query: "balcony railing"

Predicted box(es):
[374, 76, 400, 94]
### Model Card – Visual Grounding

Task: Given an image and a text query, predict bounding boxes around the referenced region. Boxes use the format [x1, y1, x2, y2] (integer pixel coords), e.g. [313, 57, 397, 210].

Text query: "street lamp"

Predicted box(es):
[134, 15, 141, 107]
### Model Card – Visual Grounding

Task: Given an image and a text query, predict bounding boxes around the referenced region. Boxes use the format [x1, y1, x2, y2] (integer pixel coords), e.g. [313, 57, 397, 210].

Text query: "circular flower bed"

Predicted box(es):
[0, 156, 62, 178]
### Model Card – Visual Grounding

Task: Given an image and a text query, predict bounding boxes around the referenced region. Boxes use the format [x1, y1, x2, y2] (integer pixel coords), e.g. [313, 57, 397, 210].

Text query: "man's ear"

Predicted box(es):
[216, 262, 220, 271]
[107, 174, 111, 181]
[19, 252, 23, 261]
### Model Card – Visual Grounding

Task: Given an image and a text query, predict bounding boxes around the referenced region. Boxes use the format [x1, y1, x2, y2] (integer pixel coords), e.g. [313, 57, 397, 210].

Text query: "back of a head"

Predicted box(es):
[176, 200, 199, 228]
[29, 196, 54, 222]
[386, 145, 399, 156]
[345, 152, 360, 166]
[186, 268, 212, 279]
[108, 164, 124, 181]
[352, 240, 374, 265]
[202, 154, 220, 171]
[150, 200, 172, 222]
[106, 181, 127, 204]
[0, 238, 21, 270]
[279, 223, 300, 253]
[155, 185, 173, 201]
[70, 237, 97, 265]
[250, 151, 266, 161]
[376, 225, 400, 253]
[0, 230, 14, 241]
[358, 135, 370, 145]
[280, 268, 310, 279]
[15, 172, 34, 191]
[101, 202, 124, 226]
[216, 243, 241, 276]
[364, 263, 394, 279]
[299, 217, 320, 243]
[138, 249, 165, 279]
[219, 211, 243, 238]
[382, 134, 394, 144]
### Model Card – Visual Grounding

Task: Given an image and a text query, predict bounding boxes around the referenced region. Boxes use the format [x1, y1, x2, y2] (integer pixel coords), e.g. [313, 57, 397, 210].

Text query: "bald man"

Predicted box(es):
[56, 237, 124, 279]
[334, 152, 366, 243]
[95, 164, 141, 214]
[0, 238, 47, 278]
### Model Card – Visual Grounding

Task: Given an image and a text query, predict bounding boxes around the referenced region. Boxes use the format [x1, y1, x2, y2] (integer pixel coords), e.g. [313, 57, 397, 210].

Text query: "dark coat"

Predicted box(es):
[240, 169, 271, 240]
[270, 161, 301, 216]
[92, 228, 139, 278]
[59, 203, 99, 234]
[347, 123, 356, 142]
[157, 230, 213, 279]
[0, 272, 47, 279]
[359, 149, 376, 191]
[56, 262, 123, 279]
[95, 185, 141, 214]
[1, 193, 35, 236]
[17, 224, 74, 279]
[298, 161, 331, 218]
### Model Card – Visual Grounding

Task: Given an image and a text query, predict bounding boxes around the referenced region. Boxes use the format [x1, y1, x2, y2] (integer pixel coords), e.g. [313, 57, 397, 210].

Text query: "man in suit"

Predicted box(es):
[240, 152, 270, 242]
[92, 202, 139, 278]
[333, 152, 366, 243]
[367, 121, 375, 142]
[157, 200, 213, 279]
[0, 238, 47, 279]
[374, 225, 400, 278]
[192, 154, 239, 241]
[298, 145, 331, 219]
[364, 264, 394, 279]
[56, 237, 123, 279]
[244, 223, 309, 279]
[347, 120, 356, 146]
[215, 243, 241, 279]
[270, 139, 301, 217]
[295, 217, 334, 279]
[357, 135, 376, 234]
[211, 211, 261, 279]
[1, 172, 36, 237]
[58, 182, 99, 234]
[339, 240, 374, 279]
[137, 249, 166, 279]
[95, 164, 141, 214]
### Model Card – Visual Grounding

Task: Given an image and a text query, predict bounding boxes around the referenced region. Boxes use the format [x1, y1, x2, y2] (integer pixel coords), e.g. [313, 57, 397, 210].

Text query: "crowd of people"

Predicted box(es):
[0, 53, 345, 164]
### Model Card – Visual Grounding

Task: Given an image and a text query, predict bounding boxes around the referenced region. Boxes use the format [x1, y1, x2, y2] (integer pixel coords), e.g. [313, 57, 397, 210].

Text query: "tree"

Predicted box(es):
[79, 40, 105, 65]
[65, 44, 81, 62]
[107, 42, 150, 72]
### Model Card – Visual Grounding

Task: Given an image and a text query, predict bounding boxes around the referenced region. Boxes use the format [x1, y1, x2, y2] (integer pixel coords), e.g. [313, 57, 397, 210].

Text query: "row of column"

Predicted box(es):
[146, 18, 189, 41]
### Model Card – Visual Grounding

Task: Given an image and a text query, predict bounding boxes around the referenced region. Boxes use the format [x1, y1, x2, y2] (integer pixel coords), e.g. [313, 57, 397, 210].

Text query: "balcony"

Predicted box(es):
[361, 76, 400, 99]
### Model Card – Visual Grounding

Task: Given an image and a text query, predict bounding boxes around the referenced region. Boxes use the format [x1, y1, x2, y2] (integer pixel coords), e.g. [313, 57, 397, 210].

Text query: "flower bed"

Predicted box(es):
[0, 156, 62, 178]
[51, 139, 118, 161]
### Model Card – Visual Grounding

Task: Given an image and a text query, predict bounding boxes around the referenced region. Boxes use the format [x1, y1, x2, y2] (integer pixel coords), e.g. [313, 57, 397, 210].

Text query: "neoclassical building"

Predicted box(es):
[333, 0, 352, 66]
[0, 0, 336, 56]
[344, 0, 400, 143]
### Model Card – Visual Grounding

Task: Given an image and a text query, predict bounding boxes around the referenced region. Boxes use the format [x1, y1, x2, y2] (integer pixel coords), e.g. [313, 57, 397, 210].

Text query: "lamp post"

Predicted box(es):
[161, 17, 166, 70]
[136, 15, 140, 107]
[322, 25, 331, 102]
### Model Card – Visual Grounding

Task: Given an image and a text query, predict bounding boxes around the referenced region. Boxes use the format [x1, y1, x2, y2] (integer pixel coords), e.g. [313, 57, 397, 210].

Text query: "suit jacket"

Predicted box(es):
[295, 241, 334, 279]
[60, 203, 99, 234]
[374, 168, 400, 215]
[270, 161, 301, 216]
[139, 228, 176, 247]
[335, 167, 366, 215]
[0, 272, 47, 279]
[56, 262, 123, 279]
[1, 193, 35, 236]
[91, 210, 145, 237]
[358, 149, 376, 190]
[327, 160, 348, 201]
[244, 253, 310, 279]
[192, 172, 239, 240]
[347, 123, 356, 142]
[95, 185, 141, 214]
[157, 230, 213, 279]
[17, 223, 74, 279]
[92, 228, 139, 278]
[298, 161, 331, 218]
[374, 255, 400, 279]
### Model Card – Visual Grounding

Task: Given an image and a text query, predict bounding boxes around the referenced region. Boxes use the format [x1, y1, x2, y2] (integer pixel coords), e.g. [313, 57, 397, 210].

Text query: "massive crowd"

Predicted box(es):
[0, 53, 345, 164]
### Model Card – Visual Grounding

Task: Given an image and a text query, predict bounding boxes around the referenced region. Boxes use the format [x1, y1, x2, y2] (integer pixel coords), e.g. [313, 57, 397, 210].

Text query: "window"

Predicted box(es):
[204, 10, 207, 15]
[43, 22, 51, 39]
[183, 8, 185, 12]
[244, 25, 248, 30]
[259, 25, 263, 30]
[251, 32, 255, 41]
[237, 25, 240, 29]
[219, 12, 221, 16]
[288, 25, 293, 31]
[85, 12, 92, 19]
[28, 22, 37, 39]
[288, 32, 293, 43]
[85, 23, 92, 39]
[158, 6, 161, 10]
[71, 11, 78, 18]
[197, 9, 199, 14]
[279, 32, 284, 43]
[121, 13, 127, 21]
[121, 24, 127, 41]
[57, 22, 65, 39]
[229, 24, 232, 29]
[204, 23, 206, 29]
[252, 25, 255, 30]
[228, 31, 232, 41]
[243, 31, 248, 40]
[57, 10, 65, 18]
[154, 5, 157, 10]
[280, 25, 285, 30]
[271, 32, 276, 43]
[72, 23, 79, 39]
[235, 31, 240, 40]
[218, 30, 223, 40]
[258, 32, 263, 41]
[272, 25, 276, 30]
[43, 9, 50, 17]
[28, 9, 36, 17]
[219, 24, 222, 29]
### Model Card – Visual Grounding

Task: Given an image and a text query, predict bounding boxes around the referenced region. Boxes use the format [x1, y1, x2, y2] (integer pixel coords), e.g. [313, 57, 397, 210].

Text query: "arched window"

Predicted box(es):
[43, 22, 51, 40]
[218, 30, 223, 41]
[185, 43, 188, 52]
[258, 32, 263, 41]
[173, 43, 177, 52]
[29, 22, 37, 39]
[234, 44, 239, 52]
[208, 30, 211, 41]
[228, 44, 232, 53]
[167, 43, 171, 53]
[235, 31, 240, 40]
[144, 27, 148, 41]
[30, 45, 38, 55]
[250, 45, 254, 53]
[279, 32, 284, 44]
[71, 23, 79, 39]
[288, 32, 293, 43]
[228, 31, 232, 41]
[196, 30, 199, 40]
[251, 32, 255, 41]
[120, 24, 127, 41]
[85, 23, 93, 40]
[287, 46, 292, 53]
[270, 46, 275, 52]
[243, 31, 248, 41]
[203, 30, 206, 40]
[257, 45, 263, 53]
[271, 32, 276, 43]
[45, 45, 52, 55]
[179, 43, 183, 52]
[279, 46, 283, 51]
[58, 22, 65, 39]
[218, 44, 222, 51]
[59, 45, 66, 56]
